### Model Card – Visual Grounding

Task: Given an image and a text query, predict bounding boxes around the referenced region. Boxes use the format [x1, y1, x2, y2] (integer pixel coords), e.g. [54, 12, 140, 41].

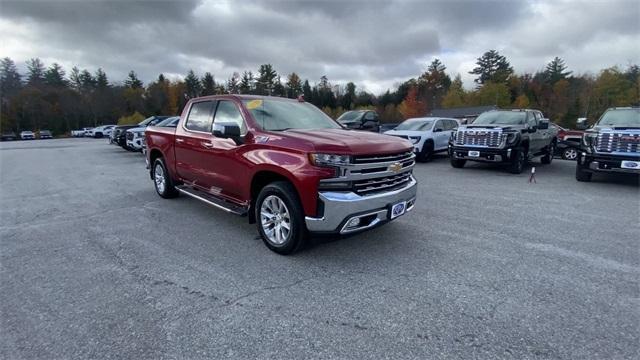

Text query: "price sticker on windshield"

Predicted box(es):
[246, 99, 263, 109]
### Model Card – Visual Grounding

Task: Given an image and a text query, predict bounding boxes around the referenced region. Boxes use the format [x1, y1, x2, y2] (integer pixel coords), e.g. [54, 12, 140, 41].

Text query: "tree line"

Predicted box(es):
[1, 50, 638, 135]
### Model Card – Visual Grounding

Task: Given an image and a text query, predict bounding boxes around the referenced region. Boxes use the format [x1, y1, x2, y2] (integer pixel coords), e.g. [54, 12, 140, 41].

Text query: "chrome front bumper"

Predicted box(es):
[305, 177, 417, 234]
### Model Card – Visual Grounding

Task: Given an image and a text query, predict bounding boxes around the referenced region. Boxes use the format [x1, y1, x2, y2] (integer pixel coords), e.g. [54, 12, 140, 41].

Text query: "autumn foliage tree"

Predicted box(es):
[398, 86, 427, 119]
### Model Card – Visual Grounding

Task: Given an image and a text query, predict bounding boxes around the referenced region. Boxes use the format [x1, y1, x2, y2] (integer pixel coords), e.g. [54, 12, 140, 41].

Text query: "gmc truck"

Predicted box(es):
[575, 107, 640, 182]
[448, 109, 557, 174]
[145, 95, 417, 254]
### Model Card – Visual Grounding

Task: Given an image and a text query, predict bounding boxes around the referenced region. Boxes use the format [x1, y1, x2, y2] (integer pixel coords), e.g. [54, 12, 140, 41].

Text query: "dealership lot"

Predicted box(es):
[1, 138, 638, 359]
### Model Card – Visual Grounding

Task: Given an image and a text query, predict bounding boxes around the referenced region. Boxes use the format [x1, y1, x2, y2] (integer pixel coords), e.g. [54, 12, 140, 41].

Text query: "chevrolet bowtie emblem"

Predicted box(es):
[389, 162, 402, 173]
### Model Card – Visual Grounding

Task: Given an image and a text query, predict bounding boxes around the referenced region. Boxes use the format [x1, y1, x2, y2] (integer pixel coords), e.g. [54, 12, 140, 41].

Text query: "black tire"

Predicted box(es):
[575, 164, 593, 182]
[152, 158, 179, 198]
[541, 141, 555, 164]
[562, 148, 578, 161]
[509, 148, 526, 174]
[418, 140, 434, 162]
[450, 158, 466, 168]
[255, 181, 307, 255]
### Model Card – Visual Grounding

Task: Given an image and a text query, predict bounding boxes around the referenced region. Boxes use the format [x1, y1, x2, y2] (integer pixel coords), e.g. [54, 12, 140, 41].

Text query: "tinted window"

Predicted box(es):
[434, 120, 444, 131]
[527, 112, 537, 127]
[364, 112, 375, 121]
[214, 101, 246, 135]
[337, 111, 364, 122]
[185, 101, 214, 132]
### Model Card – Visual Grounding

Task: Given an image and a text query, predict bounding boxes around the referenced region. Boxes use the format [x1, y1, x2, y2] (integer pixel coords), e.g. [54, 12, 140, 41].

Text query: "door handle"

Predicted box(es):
[201, 141, 214, 149]
[176, 138, 184, 143]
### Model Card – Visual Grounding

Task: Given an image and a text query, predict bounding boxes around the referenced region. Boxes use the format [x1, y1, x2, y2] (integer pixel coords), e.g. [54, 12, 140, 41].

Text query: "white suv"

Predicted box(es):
[384, 117, 459, 161]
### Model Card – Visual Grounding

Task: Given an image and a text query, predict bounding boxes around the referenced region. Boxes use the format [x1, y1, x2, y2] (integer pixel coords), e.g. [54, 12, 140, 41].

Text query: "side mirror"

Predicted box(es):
[576, 118, 588, 130]
[538, 119, 549, 130]
[433, 128, 443, 133]
[213, 122, 242, 143]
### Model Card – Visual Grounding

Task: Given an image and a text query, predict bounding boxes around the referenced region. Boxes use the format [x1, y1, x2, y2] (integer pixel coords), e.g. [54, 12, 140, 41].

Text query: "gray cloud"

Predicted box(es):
[1, 0, 638, 93]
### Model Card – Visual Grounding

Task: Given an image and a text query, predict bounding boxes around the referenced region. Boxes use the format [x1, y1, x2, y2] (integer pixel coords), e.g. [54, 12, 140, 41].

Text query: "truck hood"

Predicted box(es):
[460, 124, 524, 131]
[275, 128, 412, 155]
[384, 130, 426, 137]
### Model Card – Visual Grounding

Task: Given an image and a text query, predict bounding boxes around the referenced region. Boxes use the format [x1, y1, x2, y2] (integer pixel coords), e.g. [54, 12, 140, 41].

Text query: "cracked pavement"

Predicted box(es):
[1, 138, 639, 359]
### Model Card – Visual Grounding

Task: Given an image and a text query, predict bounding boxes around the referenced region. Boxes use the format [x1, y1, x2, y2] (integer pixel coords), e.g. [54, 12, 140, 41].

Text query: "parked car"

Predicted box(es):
[448, 109, 558, 174]
[556, 138, 581, 160]
[87, 125, 115, 138]
[145, 95, 417, 254]
[38, 130, 53, 139]
[20, 131, 35, 140]
[575, 107, 639, 182]
[71, 127, 92, 137]
[552, 123, 584, 142]
[384, 117, 459, 161]
[111, 116, 169, 149]
[1, 132, 17, 141]
[337, 110, 380, 132]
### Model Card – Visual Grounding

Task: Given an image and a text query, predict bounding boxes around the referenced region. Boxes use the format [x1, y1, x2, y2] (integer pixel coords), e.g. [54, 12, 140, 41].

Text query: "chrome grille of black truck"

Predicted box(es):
[596, 132, 640, 153]
[455, 129, 503, 147]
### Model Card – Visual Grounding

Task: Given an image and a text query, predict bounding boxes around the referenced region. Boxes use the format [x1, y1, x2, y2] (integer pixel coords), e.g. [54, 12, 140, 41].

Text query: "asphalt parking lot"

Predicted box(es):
[1, 138, 638, 359]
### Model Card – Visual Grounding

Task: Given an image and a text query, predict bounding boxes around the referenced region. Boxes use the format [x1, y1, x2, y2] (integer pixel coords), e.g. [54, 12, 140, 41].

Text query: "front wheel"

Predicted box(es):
[575, 164, 593, 182]
[562, 148, 578, 161]
[509, 148, 526, 174]
[153, 158, 179, 198]
[450, 158, 466, 168]
[256, 181, 307, 255]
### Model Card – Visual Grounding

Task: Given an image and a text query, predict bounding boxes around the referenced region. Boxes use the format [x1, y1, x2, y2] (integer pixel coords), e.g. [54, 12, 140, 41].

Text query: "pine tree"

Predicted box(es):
[256, 64, 277, 95]
[239, 71, 254, 94]
[285, 72, 302, 98]
[0, 57, 22, 98]
[199, 72, 214, 96]
[124, 70, 143, 89]
[44, 63, 67, 87]
[544, 57, 572, 84]
[26, 58, 46, 86]
[95, 68, 109, 89]
[442, 74, 466, 108]
[302, 79, 312, 101]
[469, 50, 514, 85]
[227, 72, 240, 94]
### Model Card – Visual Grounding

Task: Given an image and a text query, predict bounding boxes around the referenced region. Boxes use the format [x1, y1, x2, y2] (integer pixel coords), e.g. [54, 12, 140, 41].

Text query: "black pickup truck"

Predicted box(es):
[575, 107, 639, 182]
[448, 109, 558, 174]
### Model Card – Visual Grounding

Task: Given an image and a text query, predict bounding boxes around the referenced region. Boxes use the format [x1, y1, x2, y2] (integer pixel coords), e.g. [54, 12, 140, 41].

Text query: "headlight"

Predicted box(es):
[582, 133, 597, 147]
[135, 131, 144, 137]
[309, 153, 352, 166]
[505, 132, 520, 145]
[409, 136, 421, 144]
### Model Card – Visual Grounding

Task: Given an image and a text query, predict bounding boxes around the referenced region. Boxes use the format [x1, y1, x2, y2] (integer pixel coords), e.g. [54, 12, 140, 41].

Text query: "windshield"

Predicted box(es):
[473, 111, 526, 125]
[395, 119, 434, 131]
[597, 109, 640, 127]
[243, 99, 341, 131]
[337, 111, 364, 122]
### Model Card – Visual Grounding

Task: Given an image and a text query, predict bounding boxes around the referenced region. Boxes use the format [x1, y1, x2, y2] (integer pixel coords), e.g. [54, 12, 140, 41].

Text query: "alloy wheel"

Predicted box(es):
[260, 195, 291, 245]
[154, 163, 166, 194]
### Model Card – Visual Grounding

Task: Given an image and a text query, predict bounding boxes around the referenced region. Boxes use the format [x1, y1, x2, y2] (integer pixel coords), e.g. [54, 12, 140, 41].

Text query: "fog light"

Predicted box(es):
[346, 217, 361, 228]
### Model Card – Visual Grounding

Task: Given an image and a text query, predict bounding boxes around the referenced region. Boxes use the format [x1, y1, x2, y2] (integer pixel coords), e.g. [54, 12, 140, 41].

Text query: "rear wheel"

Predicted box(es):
[153, 158, 179, 198]
[509, 148, 526, 174]
[256, 181, 307, 255]
[541, 142, 555, 164]
[575, 164, 593, 182]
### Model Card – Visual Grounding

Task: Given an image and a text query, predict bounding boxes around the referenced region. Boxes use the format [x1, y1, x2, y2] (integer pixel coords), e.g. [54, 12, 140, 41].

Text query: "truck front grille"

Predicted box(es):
[353, 171, 412, 195]
[455, 129, 503, 148]
[596, 132, 640, 153]
[354, 151, 414, 164]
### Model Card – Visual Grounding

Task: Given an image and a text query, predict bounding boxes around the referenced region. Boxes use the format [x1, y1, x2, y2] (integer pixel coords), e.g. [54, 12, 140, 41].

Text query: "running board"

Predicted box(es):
[176, 185, 248, 216]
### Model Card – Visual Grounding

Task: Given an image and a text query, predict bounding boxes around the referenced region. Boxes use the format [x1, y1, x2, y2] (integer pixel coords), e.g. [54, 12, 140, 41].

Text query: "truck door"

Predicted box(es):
[526, 111, 543, 154]
[174, 100, 216, 190]
[204, 100, 249, 203]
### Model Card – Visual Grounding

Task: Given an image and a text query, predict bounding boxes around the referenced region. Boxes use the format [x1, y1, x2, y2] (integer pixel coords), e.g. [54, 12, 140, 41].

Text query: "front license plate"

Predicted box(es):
[390, 201, 407, 219]
[468, 150, 480, 157]
[621, 161, 640, 169]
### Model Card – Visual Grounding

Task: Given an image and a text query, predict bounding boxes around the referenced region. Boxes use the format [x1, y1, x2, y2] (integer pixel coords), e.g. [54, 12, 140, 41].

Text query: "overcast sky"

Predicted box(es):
[1, 0, 638, 93]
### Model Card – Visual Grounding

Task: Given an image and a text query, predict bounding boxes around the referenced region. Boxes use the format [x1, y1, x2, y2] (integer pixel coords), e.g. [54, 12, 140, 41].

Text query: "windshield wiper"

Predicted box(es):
[271, 127, 294, 131]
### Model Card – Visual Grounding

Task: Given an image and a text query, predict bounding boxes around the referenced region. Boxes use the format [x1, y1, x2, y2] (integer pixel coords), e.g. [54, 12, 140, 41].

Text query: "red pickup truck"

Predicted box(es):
[145, 95, 417, 254]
